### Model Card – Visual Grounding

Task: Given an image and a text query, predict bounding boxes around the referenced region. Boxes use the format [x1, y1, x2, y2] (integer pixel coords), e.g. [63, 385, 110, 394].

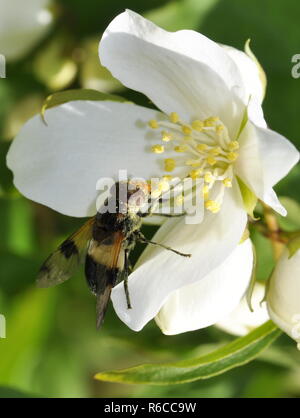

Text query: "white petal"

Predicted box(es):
[220, 44, 267, 129]
[235, 121, 299, 215]
[267, 248, 300, 346]
[216, 282, 269, 337]
[99, 10, 246, 135]
[7, 100, 168, 217]
[0, 0, 53, 61]
[221, 45, 264, 105]
[111, 183, 247, 331]
[155, 239, 253, 335]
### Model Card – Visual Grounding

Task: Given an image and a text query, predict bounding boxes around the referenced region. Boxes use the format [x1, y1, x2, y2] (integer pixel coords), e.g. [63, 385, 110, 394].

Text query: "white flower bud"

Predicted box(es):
[266, 248, 300, 349]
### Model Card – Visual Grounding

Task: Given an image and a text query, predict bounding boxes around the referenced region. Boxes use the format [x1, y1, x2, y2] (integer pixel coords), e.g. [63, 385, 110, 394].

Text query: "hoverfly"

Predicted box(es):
[37, 181, 190, 328]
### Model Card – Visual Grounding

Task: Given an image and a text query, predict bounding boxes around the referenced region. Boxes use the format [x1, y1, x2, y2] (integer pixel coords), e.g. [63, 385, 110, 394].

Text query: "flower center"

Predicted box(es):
[148, 112, 239, 214]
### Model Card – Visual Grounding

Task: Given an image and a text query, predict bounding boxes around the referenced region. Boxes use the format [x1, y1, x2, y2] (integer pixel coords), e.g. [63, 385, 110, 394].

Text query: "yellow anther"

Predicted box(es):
[169, 112, 179, 123]
[151, 179, 170, 199]
[206, 156, 217, 166]
[204, 116, 219, 127]
[202, 185, 210, 197]
[175, 195, 184, 206]
[189, 169, 203, 179]
[174, 145, 187, 153]
[204, 172, 213, 183]
[181, 125, 192, 135]
[158, 179, 170, 193]
[223, 177, 232, 188]
[196, 143, 208, 152]
[164, 158, 176, 172]
[205, 200, 221, 213]
[151, 188, 162, 199]
[209, 146, 222, 156]
[161, 131, 172, 142]
[149, 119, 158, 129]
[151, 144, 165, 154]
[227, 151, 238, 161]
[185, 159, 201, 167]
[191, 120, 204, 131]
[163, 175, 173, 181]
[228, 140, 239, 151]
[216, 125, 224, 135]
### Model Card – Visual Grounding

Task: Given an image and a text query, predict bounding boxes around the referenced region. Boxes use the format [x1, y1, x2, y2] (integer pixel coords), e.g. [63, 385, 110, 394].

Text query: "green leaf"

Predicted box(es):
[95, 321, 281, 385]
[237, 176, 258, 218]
[0, 288, 55, 387]
[41, 89, 128, 123]
[277, 196, 300, 231]
[0, 386, 40, 398]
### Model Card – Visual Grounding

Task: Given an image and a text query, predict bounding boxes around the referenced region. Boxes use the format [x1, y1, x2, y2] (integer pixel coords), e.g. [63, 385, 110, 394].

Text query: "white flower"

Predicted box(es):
[267, 248, 300, 349]
[155, 238, 255, 335]
[216, 282, 269, 337]
[7, 10, 299, 332]
[0, 0, 53, 61]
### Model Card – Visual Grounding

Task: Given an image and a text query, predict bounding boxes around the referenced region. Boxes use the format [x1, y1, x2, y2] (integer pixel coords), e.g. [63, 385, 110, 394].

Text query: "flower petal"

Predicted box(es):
[7, 100, 168, 217]
[235, 121, 299, 215]
[220, 44, 267, 128]
[111, 182, 247, 331]
[267, 248, 300, 346]
[216, 282, 269, 337]
[155, 239, 253, 335]
[0, 0, 53, 61]
[99, 10, 246, 135]
[221, 44, 264, 105]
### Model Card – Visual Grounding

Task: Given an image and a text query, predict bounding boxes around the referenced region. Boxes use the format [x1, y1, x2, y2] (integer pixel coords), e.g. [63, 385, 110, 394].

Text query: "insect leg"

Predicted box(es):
[136, 232, 191, 258]
[123, 249, 132, 309]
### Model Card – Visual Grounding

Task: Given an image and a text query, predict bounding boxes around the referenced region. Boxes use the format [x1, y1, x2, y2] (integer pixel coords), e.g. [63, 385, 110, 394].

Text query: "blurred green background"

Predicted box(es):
[0, 0, 300, 398]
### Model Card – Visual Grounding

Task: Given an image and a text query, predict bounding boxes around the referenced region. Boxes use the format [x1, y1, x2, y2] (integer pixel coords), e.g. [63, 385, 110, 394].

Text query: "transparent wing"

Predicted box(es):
[37, 217, 95, 288]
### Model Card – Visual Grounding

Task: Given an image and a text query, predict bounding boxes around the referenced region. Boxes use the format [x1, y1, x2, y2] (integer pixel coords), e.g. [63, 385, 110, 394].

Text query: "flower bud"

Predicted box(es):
[266, 248, 300, 349]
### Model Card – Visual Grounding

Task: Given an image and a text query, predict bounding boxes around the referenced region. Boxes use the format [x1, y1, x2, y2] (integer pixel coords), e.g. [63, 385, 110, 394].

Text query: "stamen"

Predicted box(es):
[228, 140, 239, 151]
[227, 152, 238, 161]
[209, 147, 222, 156]
[169, 112, 179, 123]
[174, 145, 188, 153]
[189, 169, 203, 179]
[196, 144, 208, 152]
[223, 178, 232, 188]
[147, 112, 239, 216]
[204, 116, 219, 127]
[164, 158, 176, 172]
[185, 159, 201, 167]
[202, 185, 210, 198]
[205, 200, 221, 213]
[161, 131, 172, 142]
[191, 120, 204, 131]
[204, 172, 213, 183]
[216, 125, 224, 135]
[206, 156, 217, 166]
[151, 179, 170, 199]
[149, 119, 158, 129]
[152, 144, 165, 154]
[181, 125, 192, 135]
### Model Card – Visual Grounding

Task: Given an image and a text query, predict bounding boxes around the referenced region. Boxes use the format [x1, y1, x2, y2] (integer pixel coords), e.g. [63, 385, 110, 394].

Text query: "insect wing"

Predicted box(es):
[37, 217, 95, 288]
